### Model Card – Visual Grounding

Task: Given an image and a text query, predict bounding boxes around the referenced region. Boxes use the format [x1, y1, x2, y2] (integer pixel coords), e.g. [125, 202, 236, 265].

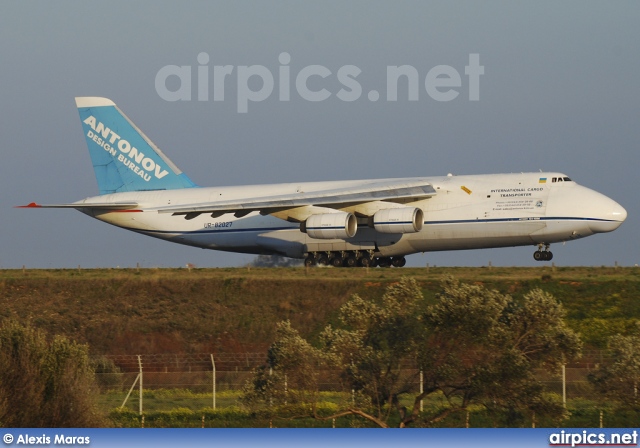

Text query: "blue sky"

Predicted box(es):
[1, 1, 638, 268]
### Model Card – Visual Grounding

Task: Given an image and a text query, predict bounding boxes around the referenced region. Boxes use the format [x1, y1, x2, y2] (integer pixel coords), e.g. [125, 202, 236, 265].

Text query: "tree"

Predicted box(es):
[413, 280, 581, 426]
[589, 334, 640, 409]
[0, 319, 103, 427]
[243, 277, 581, 427]
[242, 320, 329, 410]
[319, 278, 424, 425]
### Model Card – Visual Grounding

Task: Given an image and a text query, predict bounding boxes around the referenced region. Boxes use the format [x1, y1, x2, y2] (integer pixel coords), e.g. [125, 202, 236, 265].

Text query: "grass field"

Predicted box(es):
[2, 264, 637, 281]
[102, 388, 638, 428]
[2, 266, 639, 354]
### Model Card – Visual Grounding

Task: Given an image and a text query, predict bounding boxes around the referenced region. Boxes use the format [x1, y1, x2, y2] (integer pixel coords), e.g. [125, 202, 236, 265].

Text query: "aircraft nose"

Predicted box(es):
[612, 201, 627, 223]
[589, 198, 627, 233]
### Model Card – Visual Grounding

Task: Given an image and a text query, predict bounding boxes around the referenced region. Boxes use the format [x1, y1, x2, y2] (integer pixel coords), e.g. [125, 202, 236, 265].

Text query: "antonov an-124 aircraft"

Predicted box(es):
[19, 97, 627, 267]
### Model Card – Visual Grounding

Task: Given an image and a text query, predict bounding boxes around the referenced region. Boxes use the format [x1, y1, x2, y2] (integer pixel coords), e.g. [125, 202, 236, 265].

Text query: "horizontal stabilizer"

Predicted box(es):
[16, 202, 138, 210]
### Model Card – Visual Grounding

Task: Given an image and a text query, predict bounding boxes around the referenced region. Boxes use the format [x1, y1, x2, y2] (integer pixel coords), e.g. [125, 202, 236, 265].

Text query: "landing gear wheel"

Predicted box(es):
[330, 255, 344, 267]
[377, 257, 392, 268]
[359, 256, 373, 268]
[391, 257, 406, 268]
[344, 254, 358, 268]
[304, 256, 316, 267]
[533, 250, 553, 261]
[316, 254, 329, 266]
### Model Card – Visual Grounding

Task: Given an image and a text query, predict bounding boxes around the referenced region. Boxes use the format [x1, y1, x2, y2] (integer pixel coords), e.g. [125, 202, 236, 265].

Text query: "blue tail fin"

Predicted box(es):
[76, 97, 198, 194]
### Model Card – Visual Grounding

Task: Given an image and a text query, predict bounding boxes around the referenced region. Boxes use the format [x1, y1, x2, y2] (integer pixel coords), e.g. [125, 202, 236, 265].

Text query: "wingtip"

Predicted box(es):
[15, 202, 41, 208]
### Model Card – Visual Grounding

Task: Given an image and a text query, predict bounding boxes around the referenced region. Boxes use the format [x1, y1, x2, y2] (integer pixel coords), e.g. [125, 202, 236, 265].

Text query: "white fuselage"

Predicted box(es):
[76, 172, 626, 259]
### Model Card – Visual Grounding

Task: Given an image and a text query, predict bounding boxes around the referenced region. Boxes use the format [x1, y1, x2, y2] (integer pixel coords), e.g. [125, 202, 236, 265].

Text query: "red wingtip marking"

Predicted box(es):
[15, 202, 42, 208]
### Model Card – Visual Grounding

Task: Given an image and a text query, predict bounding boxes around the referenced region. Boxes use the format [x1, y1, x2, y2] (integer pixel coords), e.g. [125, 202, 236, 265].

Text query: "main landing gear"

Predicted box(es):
[533, 243, 553, 261]
[304, 251, 406, 268]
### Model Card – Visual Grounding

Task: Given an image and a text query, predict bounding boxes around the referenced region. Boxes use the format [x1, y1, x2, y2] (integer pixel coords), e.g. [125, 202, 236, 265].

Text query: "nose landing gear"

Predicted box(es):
[533, 244, 553, 261]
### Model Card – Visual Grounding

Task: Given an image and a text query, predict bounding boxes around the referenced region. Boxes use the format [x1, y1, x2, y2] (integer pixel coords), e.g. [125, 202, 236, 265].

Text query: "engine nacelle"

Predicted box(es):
[373, 207, 424, 234]
[302, 212, 358, 239]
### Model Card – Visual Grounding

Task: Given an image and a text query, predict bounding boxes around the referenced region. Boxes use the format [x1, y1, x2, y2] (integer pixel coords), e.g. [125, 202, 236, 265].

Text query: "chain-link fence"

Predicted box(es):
[94, 350, 614, 413]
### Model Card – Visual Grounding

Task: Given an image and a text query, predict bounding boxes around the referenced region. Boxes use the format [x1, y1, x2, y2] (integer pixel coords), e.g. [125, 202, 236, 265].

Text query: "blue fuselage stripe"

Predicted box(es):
[129, 216, 619, 237]
[425, 217, 618, 225]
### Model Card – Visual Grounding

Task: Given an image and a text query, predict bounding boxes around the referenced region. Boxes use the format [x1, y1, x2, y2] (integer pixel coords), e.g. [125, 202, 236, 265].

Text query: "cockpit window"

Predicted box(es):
[563, 177, 572, 182]
[552, 177, 573, 183]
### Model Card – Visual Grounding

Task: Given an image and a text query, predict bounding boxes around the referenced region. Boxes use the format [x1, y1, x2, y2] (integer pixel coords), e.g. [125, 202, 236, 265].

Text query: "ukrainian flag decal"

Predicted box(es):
[539, 178, 547, 184]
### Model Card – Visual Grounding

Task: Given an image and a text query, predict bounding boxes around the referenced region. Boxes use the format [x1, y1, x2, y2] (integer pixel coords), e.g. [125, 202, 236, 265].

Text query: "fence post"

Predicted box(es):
[119, 372, 140, 409]
[600, 410, 603, 428]
[211, 354, 216, 409]
[562, 363, 566, 407]
[138, 355, 143, 415]
[420, 370, 424, 413]
[269, 366, 273, 407]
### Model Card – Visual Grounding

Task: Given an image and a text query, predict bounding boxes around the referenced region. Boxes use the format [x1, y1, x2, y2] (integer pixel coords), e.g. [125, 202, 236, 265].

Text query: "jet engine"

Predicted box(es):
[373, 207, 424, 233]
[302, 212, 358, 239]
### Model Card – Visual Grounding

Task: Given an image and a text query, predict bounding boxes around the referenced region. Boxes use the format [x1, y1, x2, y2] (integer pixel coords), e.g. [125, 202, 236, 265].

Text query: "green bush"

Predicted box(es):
[0, 319, 104, 427]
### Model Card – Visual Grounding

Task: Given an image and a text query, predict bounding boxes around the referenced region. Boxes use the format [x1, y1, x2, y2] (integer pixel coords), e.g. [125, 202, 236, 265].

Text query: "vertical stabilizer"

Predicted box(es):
[76, 97, 198, 194]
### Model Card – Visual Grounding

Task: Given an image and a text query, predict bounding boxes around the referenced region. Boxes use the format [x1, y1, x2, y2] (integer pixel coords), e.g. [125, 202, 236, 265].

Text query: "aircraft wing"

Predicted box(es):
[156, 179, 436, 220]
